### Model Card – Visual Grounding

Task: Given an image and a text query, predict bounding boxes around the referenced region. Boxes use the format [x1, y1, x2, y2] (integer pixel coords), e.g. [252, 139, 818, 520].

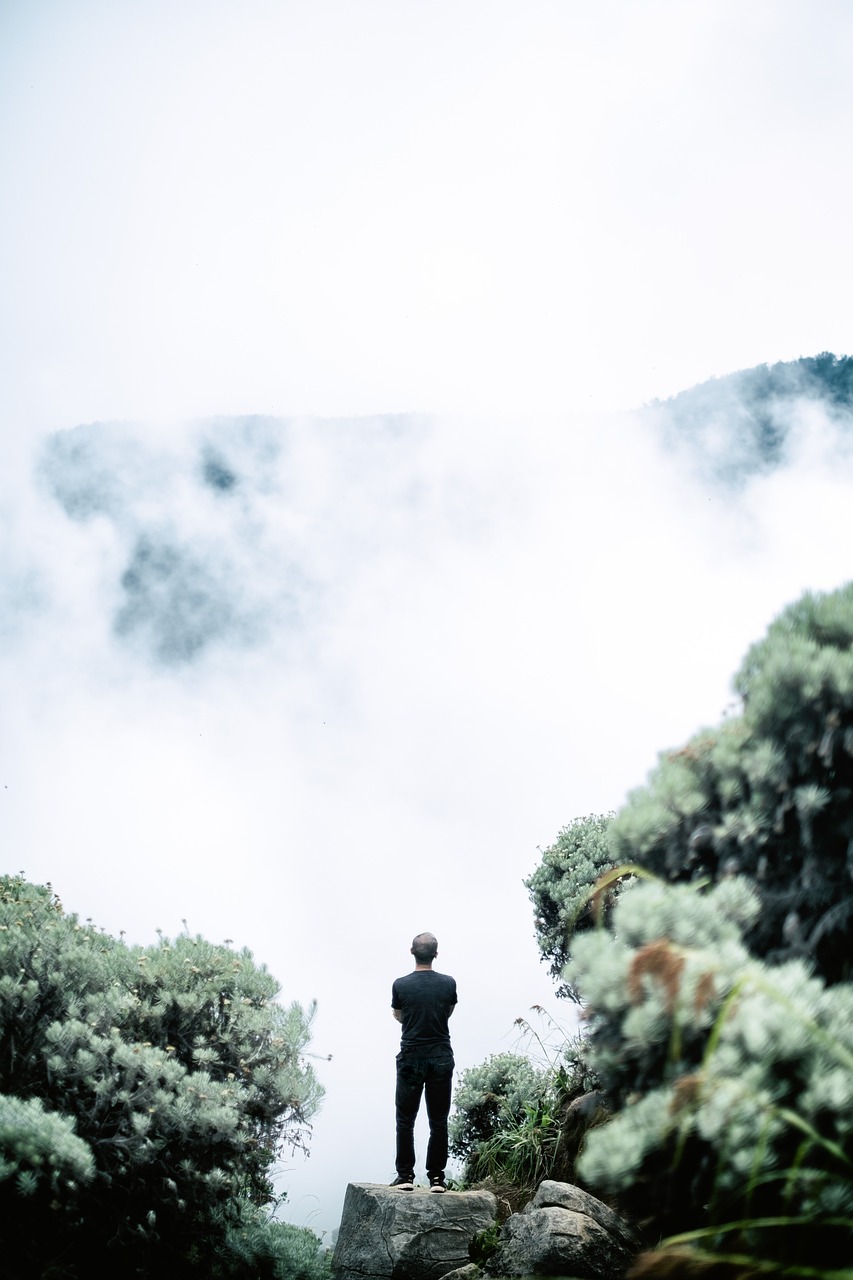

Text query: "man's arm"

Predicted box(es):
[393, 1008, 402, 1022]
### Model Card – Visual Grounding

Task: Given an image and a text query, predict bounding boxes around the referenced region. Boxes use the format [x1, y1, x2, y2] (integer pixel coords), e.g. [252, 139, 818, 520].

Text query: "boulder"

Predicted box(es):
[487, 1180, 636, 1280]
[526, 1180, 637, 1252]
[332, 1182, 498, 1280]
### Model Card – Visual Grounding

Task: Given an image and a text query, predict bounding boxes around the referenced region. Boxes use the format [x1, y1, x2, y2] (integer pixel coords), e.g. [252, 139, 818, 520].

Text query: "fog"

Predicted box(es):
[3, 384, 853, 1233]
[4, 0, 853, 1241]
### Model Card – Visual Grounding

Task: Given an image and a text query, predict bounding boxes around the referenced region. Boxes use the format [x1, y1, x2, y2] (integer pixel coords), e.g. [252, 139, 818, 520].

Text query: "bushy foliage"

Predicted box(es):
[0, 1092, 95, 1190]
[219, 1207, 331, 1280]
[525, 813, 616, 1000]
[450, 1052, 553, 1173]
[520, 583, 853, 1270]
[0, 874, 325, 1279]
[568, 876, 853, 1271]
[450, 1015, 602, 1195]
[607, 583, 853, 987]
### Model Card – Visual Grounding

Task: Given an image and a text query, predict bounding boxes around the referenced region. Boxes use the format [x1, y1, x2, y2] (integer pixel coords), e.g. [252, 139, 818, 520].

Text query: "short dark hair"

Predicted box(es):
[411, 932, 438, 963]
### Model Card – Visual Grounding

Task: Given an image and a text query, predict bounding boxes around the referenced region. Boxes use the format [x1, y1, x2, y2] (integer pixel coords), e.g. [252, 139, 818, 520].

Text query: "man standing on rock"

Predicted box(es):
[391, 931, 457, 1192]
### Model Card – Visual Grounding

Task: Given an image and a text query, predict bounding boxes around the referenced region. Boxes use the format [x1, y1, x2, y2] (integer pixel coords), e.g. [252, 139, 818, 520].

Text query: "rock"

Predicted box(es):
[488, 1207, 629, 1278]
[332, 1182, 498, 1280]
[527, 1179, 638, 1251]
[440, 1267, 483, 1280]
[487, 1180, 636, 1280]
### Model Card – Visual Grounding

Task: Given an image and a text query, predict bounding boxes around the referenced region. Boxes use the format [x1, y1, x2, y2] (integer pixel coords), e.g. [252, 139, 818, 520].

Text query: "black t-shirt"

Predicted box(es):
[391, 970, 457, 1053]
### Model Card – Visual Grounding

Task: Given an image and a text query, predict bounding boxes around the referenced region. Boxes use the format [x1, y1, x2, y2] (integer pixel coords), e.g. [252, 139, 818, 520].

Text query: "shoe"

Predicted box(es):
[429, 1175, 446, 1193]
[390, 1175, 414, 1190]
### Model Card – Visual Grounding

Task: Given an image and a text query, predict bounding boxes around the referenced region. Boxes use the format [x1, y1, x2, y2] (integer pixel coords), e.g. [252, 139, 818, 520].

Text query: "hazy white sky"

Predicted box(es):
[3, 0, 853, 428]
[2, 0, 853, 1240]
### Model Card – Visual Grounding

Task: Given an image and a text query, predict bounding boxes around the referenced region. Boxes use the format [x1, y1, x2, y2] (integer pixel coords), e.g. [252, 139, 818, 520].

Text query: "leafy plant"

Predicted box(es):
[469, 1222, 502, 1266]
[450, 1051, 553, 1174]
[218, 1203, 332, 1280]
[521, 583, 853, 1270]
[568, 875, 853, 1272]
[525, 813, 616, 1000]
[450, 1010, 602, 1195]
[607, 584, 853, 987]
[0, 874, 326, 1278]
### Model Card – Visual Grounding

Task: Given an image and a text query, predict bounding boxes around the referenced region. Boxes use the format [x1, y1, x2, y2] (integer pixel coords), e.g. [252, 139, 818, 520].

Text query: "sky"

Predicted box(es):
[2, 0, 853, 1242]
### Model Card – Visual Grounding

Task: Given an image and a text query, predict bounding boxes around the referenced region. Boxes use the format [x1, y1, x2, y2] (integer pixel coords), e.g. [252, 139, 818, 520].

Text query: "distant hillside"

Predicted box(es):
[647, 352, 853, 484]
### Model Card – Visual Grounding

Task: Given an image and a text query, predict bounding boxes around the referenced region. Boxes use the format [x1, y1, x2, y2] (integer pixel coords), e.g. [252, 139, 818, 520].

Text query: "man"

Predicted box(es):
[390, 931, 457, 1192]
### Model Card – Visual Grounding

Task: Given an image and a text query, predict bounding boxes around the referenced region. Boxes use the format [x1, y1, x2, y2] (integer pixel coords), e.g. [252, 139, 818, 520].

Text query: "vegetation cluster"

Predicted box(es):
[449, 1025, 603, 1212]
[0, 876, 330, 1279]
[450, 581, 853, 1277]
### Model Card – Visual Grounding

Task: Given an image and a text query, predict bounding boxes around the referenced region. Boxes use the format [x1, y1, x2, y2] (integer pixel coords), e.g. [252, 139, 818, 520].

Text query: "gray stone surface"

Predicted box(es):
[488, 1206, 629, 1278]
[526, 1179, 637, 1251]
[332, 1182, 498, 1280]
[487, 1180, 636, 1280]
[439, 1266, 483, 1280]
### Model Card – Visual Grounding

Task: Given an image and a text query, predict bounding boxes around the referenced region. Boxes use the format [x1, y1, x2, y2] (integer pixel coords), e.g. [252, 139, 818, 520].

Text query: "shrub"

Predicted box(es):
[523, 584, 853, 1270]
[525, 813, 617, 1000]
[568, 875, 853, 1271]
[0, 874, 325, 1278]
[450, 1015, 602, 1193]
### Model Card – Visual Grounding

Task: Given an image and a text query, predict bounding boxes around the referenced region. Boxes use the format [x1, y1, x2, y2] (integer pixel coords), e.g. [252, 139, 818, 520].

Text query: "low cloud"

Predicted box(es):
[4, 362, 853, 1236]
[200, 447, 239, 495]
[34, 415, 440, 669]
[114, 533, 268, 666]
[647, 353, 853, 486]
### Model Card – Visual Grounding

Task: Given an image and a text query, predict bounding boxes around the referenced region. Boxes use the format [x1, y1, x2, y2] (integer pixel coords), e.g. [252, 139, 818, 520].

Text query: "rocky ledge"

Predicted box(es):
[332, 1178, 637, 1280]
[332, 1182, 498, 1280]
[486, 1179, 637, 1278]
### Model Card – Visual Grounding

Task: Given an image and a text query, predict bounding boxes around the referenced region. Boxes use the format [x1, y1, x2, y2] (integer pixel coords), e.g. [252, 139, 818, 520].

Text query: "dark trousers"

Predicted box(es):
[395, 1052, 454, 1178]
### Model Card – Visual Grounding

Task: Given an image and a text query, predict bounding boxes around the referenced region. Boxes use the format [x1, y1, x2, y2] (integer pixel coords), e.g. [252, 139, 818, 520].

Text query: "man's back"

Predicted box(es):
[392, 970, 457, 1053]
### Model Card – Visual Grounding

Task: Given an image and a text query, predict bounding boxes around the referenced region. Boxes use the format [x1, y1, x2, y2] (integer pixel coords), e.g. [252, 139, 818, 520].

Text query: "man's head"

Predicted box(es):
[411, 932, 438, 964]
